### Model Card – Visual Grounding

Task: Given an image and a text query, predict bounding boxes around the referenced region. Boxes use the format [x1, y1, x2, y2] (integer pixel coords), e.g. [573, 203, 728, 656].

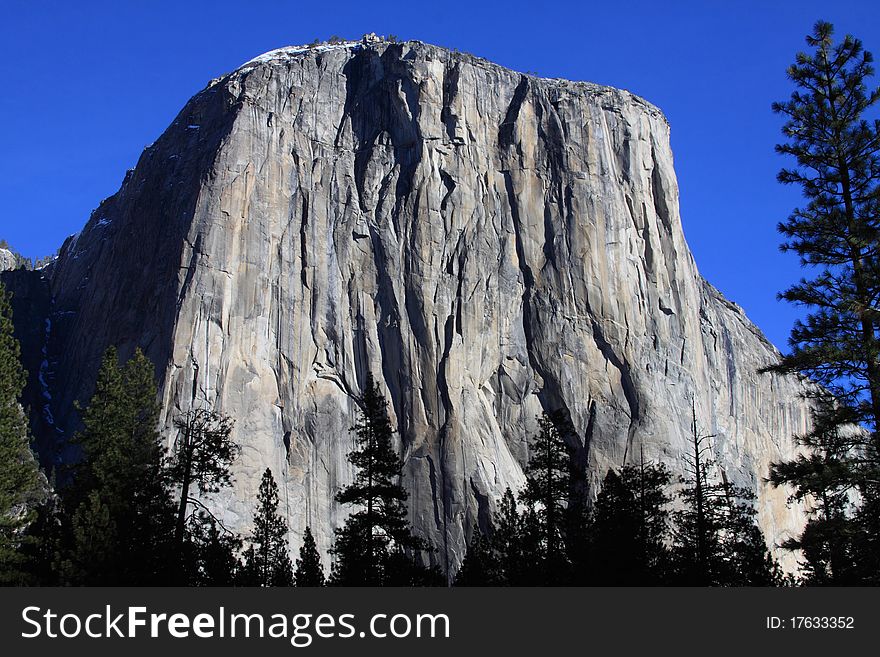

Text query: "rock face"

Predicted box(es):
[0, 248, 16, 272]
[8, 39, 812, 572]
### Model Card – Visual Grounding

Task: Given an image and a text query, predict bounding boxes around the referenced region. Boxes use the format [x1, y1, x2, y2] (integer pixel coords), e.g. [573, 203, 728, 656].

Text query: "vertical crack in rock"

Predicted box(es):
[177, 233, 202, 311]
[649, 142, 682, 315]
[439, 169, 456, 215]
[498, 76, 530, 152]
[469, 478, 492, 535]
[502, 170, 540, 368]
[425, 454, 443, 532]
[440, 61, 461, 143]
[299, 194, 309, 289]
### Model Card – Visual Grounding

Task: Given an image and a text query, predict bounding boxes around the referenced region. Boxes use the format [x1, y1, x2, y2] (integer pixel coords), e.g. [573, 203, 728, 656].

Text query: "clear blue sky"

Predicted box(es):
[1, 0, 878, 350]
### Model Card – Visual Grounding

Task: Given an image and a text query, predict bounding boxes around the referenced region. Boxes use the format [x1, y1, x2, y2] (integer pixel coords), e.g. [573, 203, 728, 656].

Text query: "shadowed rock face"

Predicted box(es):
[10, 40, 810, 572]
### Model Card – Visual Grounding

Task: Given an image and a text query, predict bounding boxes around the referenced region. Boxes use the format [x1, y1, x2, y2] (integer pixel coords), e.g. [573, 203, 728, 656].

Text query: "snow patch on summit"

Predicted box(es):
[238, 40, 362, 70]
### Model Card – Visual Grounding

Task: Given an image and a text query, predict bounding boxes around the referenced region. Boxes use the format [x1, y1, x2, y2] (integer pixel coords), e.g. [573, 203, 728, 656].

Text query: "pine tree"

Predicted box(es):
[489, 487, 529, 585]
[519, 410, 574, 583]
[294, 526, 325, 587]
[451, 488, 526, 586]
[717, 480, 782, 586]
[671, 406, 723, 585]
[586, 460, 672, 585]
[631, 456, 674, 581]
[520, 412, 573, 584]
[66, 491, 117, 584]
[850, 484, 880, 584]
[672, 407, 781, 585]
[0, 282, 45, 584]
[453, 529, 501, 586]
[588, 470, 637, 583]
[242, 468, 293, 587]
[180, 511, 242, 586]
[330, 374, 438, 585]
[168, 408, 237, 556]
[62, 347, 175, 584]
[769, 20, 880, 442]
[19, 497, 64, 585]
[327, 519, 372, 585]
[768, 402, 858, 583]
[765, 20, 880, 583]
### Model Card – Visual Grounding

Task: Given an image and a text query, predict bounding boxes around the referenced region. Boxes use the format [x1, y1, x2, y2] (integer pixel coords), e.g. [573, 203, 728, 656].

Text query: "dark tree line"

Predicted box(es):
[0, 294, 428, 585]
[14, 345, 249, 585]
[454, 409, 781, 586]
[0, 305, 327, 586]
[0, 281, 45, 584]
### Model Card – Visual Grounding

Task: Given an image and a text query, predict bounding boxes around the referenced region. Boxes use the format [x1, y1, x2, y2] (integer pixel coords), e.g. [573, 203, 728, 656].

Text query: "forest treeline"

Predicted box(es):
[2, 20, 880, 586]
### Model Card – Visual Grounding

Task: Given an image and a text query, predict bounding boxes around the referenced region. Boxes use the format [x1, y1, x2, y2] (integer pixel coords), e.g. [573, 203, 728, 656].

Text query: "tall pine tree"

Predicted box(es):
[765, 20, 880, 582]
[519, 410, 574, 584]
[62, 347, 175, 585]
[491, 487, 528, 585]
[241, 468, 293, 587]
[586, 459, 672, 585]
[294, 526, 325, 587]
[330, 374, 439, 585]
[671, 406, 723, 585]
[167, 407, 237, 570]
[180, 511, 242, 586]
[0, 282, 45, 585]
[453, 529, 501, 586]
[673, 406, 780, 585]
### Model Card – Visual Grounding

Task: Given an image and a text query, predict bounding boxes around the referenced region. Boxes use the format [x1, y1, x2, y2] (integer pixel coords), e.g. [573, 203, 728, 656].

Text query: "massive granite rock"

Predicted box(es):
[8, 39, 811, 572]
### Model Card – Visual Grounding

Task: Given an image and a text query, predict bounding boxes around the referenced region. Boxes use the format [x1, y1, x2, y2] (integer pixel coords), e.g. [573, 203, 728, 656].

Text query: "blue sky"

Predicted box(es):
[1, 0, 878, 350]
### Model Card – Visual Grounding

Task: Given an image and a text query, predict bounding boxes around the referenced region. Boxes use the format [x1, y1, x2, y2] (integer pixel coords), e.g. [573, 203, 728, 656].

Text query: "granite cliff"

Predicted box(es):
[0, 248, 16, 272]
[5, 38, 811, 572]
